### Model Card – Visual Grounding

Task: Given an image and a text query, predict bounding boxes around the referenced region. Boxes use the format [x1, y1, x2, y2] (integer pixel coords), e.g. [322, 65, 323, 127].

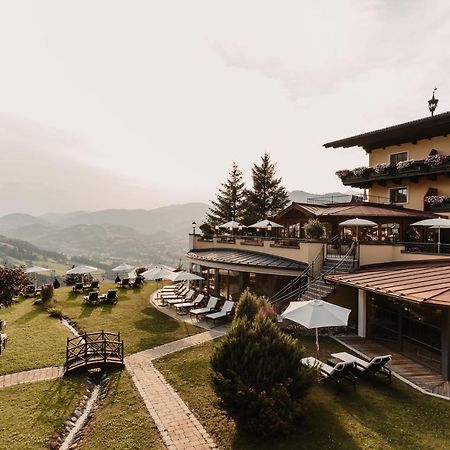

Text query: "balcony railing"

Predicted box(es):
[339, 158, 450, 187]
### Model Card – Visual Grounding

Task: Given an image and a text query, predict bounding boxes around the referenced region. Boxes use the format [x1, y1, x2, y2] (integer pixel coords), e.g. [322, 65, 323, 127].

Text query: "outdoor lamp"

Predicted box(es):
[267, 223, 273, 232]
[192, 221, 196, 234]
[238, 225, 243, 232]
[428, 88, 439, 116]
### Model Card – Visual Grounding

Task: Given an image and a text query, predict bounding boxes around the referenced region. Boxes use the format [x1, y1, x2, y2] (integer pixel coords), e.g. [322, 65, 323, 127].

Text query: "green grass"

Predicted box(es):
[53, 282, 202, 355]
[0, 298, 72, 375]
[155, 336, 450, 450]
[80, 370, 164, 450]
[0, 375, 86, 450]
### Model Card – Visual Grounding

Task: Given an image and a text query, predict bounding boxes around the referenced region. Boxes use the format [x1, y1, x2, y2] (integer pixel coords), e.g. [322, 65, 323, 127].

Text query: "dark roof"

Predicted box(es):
[323, 111, 450, 151]
[186, 249, 306, 271]
[274, 202, 439, 222]
[326, 260, 450, 307]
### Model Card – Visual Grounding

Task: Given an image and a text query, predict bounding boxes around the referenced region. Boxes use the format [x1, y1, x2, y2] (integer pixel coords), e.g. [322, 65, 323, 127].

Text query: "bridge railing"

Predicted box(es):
[65, 331, 124, 373]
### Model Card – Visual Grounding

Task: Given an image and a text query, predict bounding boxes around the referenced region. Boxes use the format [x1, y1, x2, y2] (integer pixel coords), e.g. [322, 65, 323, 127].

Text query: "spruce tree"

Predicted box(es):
[207, 162, 245, 227]
[244, 152, 289, 224]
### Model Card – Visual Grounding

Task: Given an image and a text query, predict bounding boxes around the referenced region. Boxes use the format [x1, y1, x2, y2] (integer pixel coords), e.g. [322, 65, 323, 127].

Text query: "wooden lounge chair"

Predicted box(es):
[72, 282, 84, 292]
[174, 294, 204, 312]
[84, 291, 99, 304]
[161, 286, 188, 299]
[99, 290, 118, 304]
[83, 280, 99, 291]
[301, 356, 357, 391]
[117, 278, 130, 288]
[331, 352, 392, 383]
[190, 297, 219, 318]
[205, 300, 235, 323]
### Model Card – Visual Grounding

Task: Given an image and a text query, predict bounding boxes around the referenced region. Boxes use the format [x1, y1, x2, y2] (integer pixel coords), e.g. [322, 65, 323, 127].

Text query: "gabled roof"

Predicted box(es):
[274, 202, 439, 222]
[326, 260, 450, 307]
[323, 111, 450, 151]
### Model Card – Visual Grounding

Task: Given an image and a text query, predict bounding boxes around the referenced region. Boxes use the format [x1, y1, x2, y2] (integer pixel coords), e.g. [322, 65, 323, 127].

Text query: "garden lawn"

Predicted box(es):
[80, 370, 164, 450]
[53, 282, 202, 355]
[0, 297, 72, 375]
[155, 336, 450, 450]
[0, 375, 86, 450]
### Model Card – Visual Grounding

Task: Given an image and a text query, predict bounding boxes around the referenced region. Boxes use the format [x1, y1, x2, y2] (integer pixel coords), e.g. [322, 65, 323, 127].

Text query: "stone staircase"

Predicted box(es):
[299, 255, 355, 302]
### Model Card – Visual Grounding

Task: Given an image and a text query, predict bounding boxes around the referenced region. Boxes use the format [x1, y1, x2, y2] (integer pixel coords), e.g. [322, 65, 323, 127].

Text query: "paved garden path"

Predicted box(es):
[126, 330, 224, 450]
[0, 366, 64, 389]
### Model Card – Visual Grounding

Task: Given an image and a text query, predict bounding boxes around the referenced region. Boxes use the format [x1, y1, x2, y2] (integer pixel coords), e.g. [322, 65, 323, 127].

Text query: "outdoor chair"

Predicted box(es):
[174, 294, 204, 312]
[161, 286, 188, 298]
[161, 283, 182, 292]
[301, 356, 357, 391]
[189, 296, 219, 318]
[23, 285, 38, 297]
[72, 283, 84, 292]
[331, 352, 392, 383]
[205, 300, 235, 323]
[117, 278, 130, 288]
[165, 289, 195, 306]
[99, 289, 118, 304]
[83, 280, 99, 291]
[84, 291, 99, 304]
[130, 277, 143, 288]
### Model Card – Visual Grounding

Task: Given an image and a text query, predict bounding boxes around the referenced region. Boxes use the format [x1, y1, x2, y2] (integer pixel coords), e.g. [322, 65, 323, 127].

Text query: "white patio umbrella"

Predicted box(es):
[167, 271, 204, 282]
[281, 299, 351, 356]
[249, 219, 284, 229]
[25, 266, 52, 287]
[339, 218, 377, 241]
[141, 267, 175, 298]
[218, 221, 246, 235]
[66, 265, 98, 275]
[112, 263, 135, 272]
[412, 218, 450, 253]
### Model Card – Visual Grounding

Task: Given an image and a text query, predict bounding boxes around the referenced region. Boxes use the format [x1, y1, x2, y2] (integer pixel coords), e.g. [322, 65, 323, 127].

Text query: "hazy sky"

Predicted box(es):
[1, 0, 450, 215]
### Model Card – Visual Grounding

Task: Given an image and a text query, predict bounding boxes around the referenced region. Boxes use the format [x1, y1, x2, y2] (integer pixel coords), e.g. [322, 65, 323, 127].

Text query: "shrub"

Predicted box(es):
[424, 154, 447, 167]
[48, 308, 64, 319]
[0, 266, 31, 307]
[335, 169, 351, 178]
[135, 267, 147, 276]
[211, 308, 315, 436]
[40, 284, 54, 303]
[234, 289, 261, 322]
[303, 219, 325, 240]
[53, 277, 61, 289]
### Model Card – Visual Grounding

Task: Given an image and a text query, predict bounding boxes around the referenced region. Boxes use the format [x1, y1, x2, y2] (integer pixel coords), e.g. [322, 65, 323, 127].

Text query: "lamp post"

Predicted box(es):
[238, 224, 243, 236]
[192, 221, 197, 235]
[428, 88, 439, 117]
[267, 223, 273, 238]
[215, 225, 219, 236]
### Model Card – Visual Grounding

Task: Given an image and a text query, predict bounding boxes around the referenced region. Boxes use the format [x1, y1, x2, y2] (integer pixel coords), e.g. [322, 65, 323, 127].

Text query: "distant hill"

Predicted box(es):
[0, 213, 48, 233]
[289, 190, 359, 204]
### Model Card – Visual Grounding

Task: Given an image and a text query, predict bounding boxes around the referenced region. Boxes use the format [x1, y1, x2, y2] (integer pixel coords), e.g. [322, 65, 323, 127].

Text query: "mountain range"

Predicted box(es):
[0, 191, 353, 266]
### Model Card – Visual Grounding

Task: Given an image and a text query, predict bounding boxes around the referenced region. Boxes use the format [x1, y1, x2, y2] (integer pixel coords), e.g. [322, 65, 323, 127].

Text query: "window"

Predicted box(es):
[389, 187, 408, 204]
[390, 152, 408, 166]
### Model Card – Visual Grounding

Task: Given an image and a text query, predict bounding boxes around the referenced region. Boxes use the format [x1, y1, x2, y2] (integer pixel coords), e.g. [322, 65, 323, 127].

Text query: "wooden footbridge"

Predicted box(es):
[65, 331, 124, 374]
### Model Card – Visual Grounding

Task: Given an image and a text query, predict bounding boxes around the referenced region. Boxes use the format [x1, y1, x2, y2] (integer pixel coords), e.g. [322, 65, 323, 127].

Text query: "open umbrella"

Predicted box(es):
[281, 299, 351, 356]
[66, 265, 99, 284]
[141, 267, 175, 299]
[112, 263, 135, 272]
[339, 218, 377, 241]
[25, 266, 52, 287]
[218, 221, 246, 235]
[167, 271, 204, 282]
[249, 219, 284, 229]
[412, 218, 450, 253]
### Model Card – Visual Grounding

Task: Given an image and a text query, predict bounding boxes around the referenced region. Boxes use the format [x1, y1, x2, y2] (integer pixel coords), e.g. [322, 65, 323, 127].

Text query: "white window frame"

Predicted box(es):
[389, 186, 408, 205]
[389, 151, 409, 166]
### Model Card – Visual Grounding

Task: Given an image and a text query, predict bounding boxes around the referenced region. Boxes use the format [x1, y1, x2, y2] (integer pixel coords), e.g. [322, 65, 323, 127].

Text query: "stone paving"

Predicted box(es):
[126, 330, 224, 450]
[0, 366, 64, 389]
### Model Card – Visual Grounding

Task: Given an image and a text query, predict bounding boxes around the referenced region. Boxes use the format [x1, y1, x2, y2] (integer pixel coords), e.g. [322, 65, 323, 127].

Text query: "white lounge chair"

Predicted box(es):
[205, 300, 235, 323]
[301, 356, 356, 390]
[165, 289, 195, 305]
[331, 352, 392, 383]
[161, 286, 188, 299]
[161, 283, 182, 293]
[174, 294, 204, 312]
[190, 296, 219, 318]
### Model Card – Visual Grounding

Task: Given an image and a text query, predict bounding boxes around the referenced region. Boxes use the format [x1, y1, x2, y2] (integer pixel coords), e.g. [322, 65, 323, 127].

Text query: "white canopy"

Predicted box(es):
[141, 267, 174, 280]
[112, 263, 135, 272]
[167, 271, 204, 282]
[339, 218, 377, 227]
[412, 218, 450, 252]
[281, 299, 351, 355]
[219, 221, 245, 229]
[66, 265, 98, 275]
[25, 266, 51, 274]
[249, 219, 283, 229]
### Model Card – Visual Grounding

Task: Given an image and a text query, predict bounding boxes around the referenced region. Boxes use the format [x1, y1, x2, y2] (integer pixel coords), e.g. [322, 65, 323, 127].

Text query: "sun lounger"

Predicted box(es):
[83, 280, 99, 291]
[72, 282, 84, 292]
[161, 283, 182, 292]
[205, 300, 235, 323]
[130, 277, 143, 288]
[190, 296, 219, 318]
[165, 289, 195, 305]
[117, 278, 130, 288]
[331, 352, 392, 383]
[301, 356, 357, 390]
[161, 286, 188, 297]
[99, 289, 118, 304]
[174, 294, 204, 312]
[84, 291, 99, 304]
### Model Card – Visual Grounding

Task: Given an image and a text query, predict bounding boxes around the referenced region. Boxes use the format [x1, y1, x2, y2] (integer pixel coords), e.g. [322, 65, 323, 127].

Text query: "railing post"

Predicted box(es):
[66, 337, 69, 371]
[84, 332, 88, 366]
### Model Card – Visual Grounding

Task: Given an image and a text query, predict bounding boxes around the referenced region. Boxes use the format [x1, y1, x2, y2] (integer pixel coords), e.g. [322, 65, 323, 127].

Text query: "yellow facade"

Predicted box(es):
[367, 135, 450, 216]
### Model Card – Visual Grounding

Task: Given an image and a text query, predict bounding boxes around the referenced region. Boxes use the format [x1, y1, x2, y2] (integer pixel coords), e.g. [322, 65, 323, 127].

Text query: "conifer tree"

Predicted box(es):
[243, 152, 289, 224]
[207, 162, 245, 227]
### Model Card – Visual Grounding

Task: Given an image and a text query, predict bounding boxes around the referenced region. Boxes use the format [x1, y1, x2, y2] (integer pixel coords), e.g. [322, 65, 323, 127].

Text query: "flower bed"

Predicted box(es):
[424, 154, 447, 167]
